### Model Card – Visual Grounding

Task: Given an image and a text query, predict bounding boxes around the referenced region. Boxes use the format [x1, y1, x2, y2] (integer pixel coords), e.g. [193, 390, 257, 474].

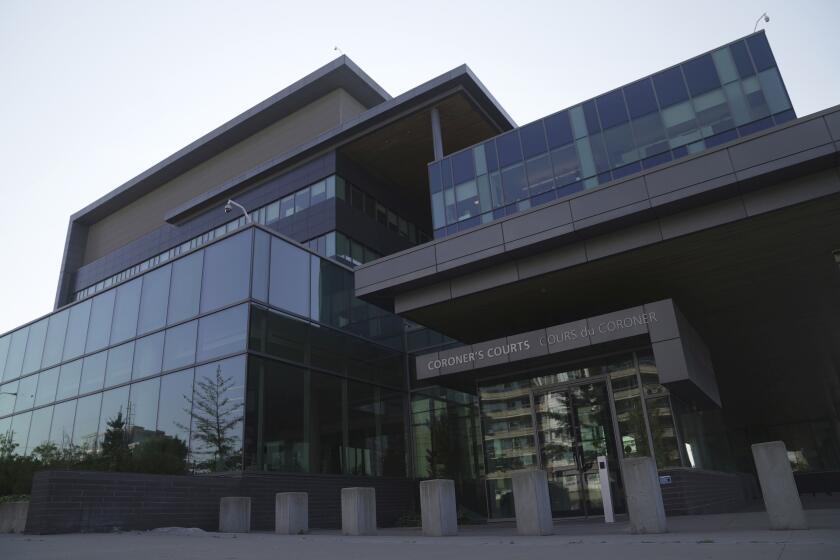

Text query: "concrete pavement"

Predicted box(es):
[2, 508, 839, 559]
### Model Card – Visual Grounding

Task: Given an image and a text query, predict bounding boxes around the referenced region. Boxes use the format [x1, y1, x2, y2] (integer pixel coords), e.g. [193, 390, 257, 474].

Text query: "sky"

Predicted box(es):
[0, 0, 838, 334]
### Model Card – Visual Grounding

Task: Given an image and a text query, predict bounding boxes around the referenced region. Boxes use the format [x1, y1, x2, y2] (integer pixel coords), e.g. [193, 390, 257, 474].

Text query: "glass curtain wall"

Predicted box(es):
[478, 350, 683, 519]
[429, 33, 794, 237]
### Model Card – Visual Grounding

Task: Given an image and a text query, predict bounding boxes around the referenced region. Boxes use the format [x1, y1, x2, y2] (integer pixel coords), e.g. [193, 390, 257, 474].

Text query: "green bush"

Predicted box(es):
[0, 419, 189, 498]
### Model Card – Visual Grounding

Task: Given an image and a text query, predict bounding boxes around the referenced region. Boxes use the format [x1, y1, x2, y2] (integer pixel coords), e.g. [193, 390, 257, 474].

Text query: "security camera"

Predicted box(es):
[764, 14, 770, 23]
[224, 202, 233, 213]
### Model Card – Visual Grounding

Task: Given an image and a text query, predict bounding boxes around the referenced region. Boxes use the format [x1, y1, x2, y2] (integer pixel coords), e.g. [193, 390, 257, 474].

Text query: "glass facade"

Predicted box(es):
[1, 225, 412, 476]
[428, 32, 795, 237]
[73, 175, 429, 302]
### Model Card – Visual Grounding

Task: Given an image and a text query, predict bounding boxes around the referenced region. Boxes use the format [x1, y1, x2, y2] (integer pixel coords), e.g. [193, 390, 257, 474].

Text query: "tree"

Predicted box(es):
[179, 365, 243, 472]
[99, 411, 131, 471]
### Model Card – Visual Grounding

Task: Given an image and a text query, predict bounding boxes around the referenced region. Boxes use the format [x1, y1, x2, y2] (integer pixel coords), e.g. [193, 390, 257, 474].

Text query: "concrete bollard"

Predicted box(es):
[622, 457, 667, 534]
[275, 492, 309, 534]
[341, 487, 377, 535]
[219, 497, 251, 533]
[420, 479, 458, 536]
[751, 441, 808, 530]
[511, 469, 553, 536]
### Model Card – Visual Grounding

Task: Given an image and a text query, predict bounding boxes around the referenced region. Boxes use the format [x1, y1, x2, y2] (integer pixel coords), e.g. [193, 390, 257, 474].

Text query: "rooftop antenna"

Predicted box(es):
[334, 46, 344, 55]
[754, 12, 770, 32]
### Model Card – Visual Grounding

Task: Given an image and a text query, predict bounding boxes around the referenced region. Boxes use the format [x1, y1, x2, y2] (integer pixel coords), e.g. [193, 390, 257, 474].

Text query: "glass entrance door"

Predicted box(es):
[535, 382, 618, 517]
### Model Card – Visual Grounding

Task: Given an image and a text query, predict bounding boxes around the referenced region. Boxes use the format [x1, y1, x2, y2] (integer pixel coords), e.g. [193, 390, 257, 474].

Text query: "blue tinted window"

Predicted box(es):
[137, 265, 170, 335]
[252, 229, 270, 304]
[105, 342, 134, 388]
[79, 351, 107, 395]
[483, 140, 499, 171]
[110, 278, 141, 344]
[440, 158, 453, 188]
[773, 109, 796, 125]
[133, 331, 164, 379]
[85, 290, 116, 353]
[14, 374, 37, 412]
[129, 377, 160, 438]
[200, 231, 251, 314]
[22, 319, 48, 375]
[269, 238, 310, 318]
[596, 90, 628, 129]
[35, 367, 59, 407]
[624, 79, 658, 118]
[56, 360, 82, 400]
[704, 128, 738, 148]
[501, 164, 528, 203]
[41, 310, 68, 369]
[746, 33, 775, 71]
[525, 155, 553, 188]
[612, 161, 641, 179]
[450, 150, 475, 184]
[729, 40, 755, 78]
[168, 251, 203, 325]
[50, 399, 76, 448]
[196, 305, 247, 362]
[544, 111, 574, 149]
[428, 162, 442, 194]
[583, 100, 600, 133]
[642, 151, 673, 169]
[653, 67, 688, 107]
[73, 393, 101, 449]
[0, 337, 9, 382]
[163, 321, 197, 371]
[682, 54, 721, 96]
[4, 328, 28, 381]
[156, 368, 193, 445]
[496, 131, 522, 168]
[551, 145, 581, 186]
[738, 116, 774, 136]
[519, 121, 547, 159]
[98, 386, 129, 445]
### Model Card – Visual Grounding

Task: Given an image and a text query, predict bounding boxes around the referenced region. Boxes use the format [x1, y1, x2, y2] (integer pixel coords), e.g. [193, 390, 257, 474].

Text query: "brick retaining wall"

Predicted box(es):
[26, 470, 417, 534]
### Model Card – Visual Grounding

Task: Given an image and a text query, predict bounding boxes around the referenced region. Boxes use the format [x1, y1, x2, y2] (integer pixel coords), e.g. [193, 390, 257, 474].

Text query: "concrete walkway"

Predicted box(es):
[3, 508, 839, 560]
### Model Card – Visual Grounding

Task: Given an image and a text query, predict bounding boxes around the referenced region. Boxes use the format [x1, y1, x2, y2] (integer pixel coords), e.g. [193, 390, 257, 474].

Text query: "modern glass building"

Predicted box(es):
[4, 30, 840, 528]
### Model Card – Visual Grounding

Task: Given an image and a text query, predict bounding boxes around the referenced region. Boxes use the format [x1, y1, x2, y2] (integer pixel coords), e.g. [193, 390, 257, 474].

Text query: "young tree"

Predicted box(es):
[179, 365, 243, 472]
[99, 411, 131, 471]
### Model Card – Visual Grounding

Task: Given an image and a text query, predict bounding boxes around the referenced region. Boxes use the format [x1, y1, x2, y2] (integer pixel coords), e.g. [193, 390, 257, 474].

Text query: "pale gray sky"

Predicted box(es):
[1, 0, 838, 334]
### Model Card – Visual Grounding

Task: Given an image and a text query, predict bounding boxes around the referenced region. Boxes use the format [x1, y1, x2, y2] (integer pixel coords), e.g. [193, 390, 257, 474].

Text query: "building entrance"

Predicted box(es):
[478, 351, 679, 519]
[535, 381, 618, 517]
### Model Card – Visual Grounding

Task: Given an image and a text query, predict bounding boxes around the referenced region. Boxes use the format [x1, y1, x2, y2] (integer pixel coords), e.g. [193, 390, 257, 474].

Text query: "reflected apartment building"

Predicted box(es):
[3, 30, 840, 523]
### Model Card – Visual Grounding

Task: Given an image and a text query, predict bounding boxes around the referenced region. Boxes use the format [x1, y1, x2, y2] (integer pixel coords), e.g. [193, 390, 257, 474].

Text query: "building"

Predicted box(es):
[2, 31, 840, 527]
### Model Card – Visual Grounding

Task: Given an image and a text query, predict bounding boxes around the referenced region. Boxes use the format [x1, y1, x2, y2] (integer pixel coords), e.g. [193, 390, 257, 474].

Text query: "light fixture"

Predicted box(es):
[224, 199, 251, 223]
[754, 12, 770, 32]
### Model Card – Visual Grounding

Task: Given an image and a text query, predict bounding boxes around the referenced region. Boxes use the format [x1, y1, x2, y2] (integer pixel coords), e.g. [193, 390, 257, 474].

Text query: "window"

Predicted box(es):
[519, 121, 547, 159]
[56, 360, 82, 400]
[14, 374, 37, 412]
[451, 150, 475, 184]
[163, 321, 198, 371]
[73, 393, 102, 450]
[110, 278, 142, 344]
[596, 90, 629, 129]
[156, 368, 194, 447]
[280, 195, 294, 218]
[652, 66, 688, 107]
[4, 327, 29, 381]
[0, 336, 9, 382]
[200, 231, 251, 313]
[167, 251, 203, 325]
[41, 310, 69, 369]
[623, 79, 658, 119]
[252, 229, 270, 303]
[682, 54, 721, 96]
[26, 406, 53, 455]
[85, 290, 116, 353]
[295, 187, 311, 213]
[501, 164, 528, 204]
[50, 399, 76, 449]
[128, 377, 160, 441]
[310, 180, 327, 206]
[190, 356, 246, 471]
[34, 367, 59, 407]
[758, 68, 791, 114]
[692, 89, 734, 136]
[79, 351, 107, 395]
[137, 265, 171, 335]
[105, 342, 134, 388]
[712, 48, 739, 84]
[0, 381, 16, 416]
[454, 180, 480, 221]
[662, 101, 701, 148]
[9, 412, 31, 455]
[496, 131, 522, 168]
[746, 33, 775, 71]
[22, 319, 47, 375]
[133, 332, 165, 379]
[98, 386, 130, 445]
[196, 305, 247, 362]
[269, 237, 310, 318]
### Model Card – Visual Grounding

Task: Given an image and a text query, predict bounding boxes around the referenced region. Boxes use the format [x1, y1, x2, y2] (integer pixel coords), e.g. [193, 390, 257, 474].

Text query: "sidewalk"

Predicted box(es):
[3, 508, 839, 560]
